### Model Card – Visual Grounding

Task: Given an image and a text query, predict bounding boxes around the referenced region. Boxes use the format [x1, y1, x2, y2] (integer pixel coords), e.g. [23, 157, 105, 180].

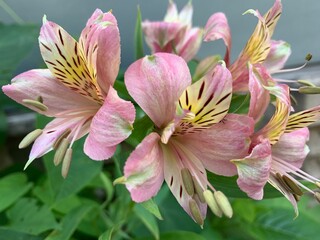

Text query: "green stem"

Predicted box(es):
[0, 0, 23, 24]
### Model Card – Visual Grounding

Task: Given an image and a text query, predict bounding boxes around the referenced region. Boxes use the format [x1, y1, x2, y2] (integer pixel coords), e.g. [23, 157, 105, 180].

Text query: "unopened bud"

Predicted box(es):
[299, 86, 320, 94]
[61, 148, 72, 178]
[19, 129, 42, 149]
[214, 191, 233, 218]
[189, 199, 204, 227]
[181, 168, 195, 196]
[203, 190, 222, 217]
[22, 99, 48, 111]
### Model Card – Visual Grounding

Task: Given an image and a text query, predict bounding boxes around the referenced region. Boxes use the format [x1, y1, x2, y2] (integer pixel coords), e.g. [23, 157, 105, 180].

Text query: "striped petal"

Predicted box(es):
[125, 53, 191, 128]
[285, 105, 320, 133]
[39, 16, 102, 103]
[264, 0, 282, 37]
[176, 64, 232, 134]
[79, 9, 120, 97]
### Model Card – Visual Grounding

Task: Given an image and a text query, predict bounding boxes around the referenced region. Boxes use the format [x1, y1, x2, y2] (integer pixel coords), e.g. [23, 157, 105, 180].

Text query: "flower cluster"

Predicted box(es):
[3, 0, 320, 226]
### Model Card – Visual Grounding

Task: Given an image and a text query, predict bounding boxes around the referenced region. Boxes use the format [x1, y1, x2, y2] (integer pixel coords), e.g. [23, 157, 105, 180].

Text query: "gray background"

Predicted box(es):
[1, 0, 320, 70]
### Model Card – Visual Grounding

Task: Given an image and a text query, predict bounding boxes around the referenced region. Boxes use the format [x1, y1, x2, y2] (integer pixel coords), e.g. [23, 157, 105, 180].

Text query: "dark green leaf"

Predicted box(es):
[126, 114, 154, 147]
[0, 110, 7, 146]
[0, 173, 33, 212]
[134, 204, 160, 240]
[0, 228, 42, 240]
[229, 94, 250, 114]
[140, 198, 163, 220]
[6, 198, 58, 235]
[45, 205, 92, 240]
[0, 23, 38, 81]
[113, 80, 133, 102]
[159, 231, 206, 240]
[134, 6, 144, 60]
[99, 228, 115, 240]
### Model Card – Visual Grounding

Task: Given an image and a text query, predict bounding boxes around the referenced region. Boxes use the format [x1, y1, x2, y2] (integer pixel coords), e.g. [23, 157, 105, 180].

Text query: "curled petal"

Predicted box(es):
[177, 114, 254, 176]
[2, 69, 98, 117]
[79, 9, 120, 97]
[232, 140, 272, 200]
[84, 87, 135, 160]
[125, 53, 191, 128]
[204, 13, 231, 66]
[124, 133, 164, 202]
[272, 128, 310, 169]
[264, 40, 291, 72]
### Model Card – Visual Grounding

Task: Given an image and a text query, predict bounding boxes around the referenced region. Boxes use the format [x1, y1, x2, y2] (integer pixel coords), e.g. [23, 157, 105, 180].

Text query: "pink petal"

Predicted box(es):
[178, 2, 193, 27]
[39, 16, 101, 103]
[248, 63, 270, 122]
[176, 114, 254, 176]
[164, 1, 178, 22]
[27, 116, 90, 168]
[272, 128, 310, 169]
[79, 9, 120, 97]
[232, 140, 272, 200]
[176, 27, 202, 62]
[162, 140, 207, 222]
[125, 53, 191, 128]
[264, 40, 291, 72]
[264, 0, 282, 36]
[124, 133, 164, 202]
[84, 87, 135, 160]
[2, 69, 98, 117]
[204, 13, 231, 66]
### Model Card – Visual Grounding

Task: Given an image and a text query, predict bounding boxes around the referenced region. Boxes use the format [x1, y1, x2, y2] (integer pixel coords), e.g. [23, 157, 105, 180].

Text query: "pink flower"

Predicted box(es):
[204, 0, 284, 92]
[232, 70, 320, 215]
[142, 1, 202, 62]
[2, 9, 135, 177]
[123, 53, 253, 225]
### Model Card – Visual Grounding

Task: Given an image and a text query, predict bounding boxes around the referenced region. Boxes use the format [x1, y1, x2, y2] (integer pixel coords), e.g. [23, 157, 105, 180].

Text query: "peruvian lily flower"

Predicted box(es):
[204, 0, 283, 92]
[123, 52, 253, 225]
[2, 9, 135, 177]
[142, 1, 202, 62]
[232, 68, 320, 216]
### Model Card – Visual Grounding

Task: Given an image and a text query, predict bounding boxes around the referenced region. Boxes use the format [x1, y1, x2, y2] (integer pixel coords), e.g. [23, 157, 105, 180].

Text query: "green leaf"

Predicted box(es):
[0, 110, 7, 146]
[0, 173, 33, 212]
[126, 114, 154, 147]
[134, 6, 144, 60]
[0, 23, 38, 81]
[37, 115, 103, 201]
[99, 172, 114, 204]
[229, 93, 250, 114]
[159, 231, 206, 240]
[134, 204, 160, 240]
[113, 80, 133, 102]
[0, 228, 42, 240]
[45, 205, 92, 240]
[140, 198, 163, 220]
[6, 198, 58, 235]
[99, 228, 115, 240]
[208, 172, 282, 199]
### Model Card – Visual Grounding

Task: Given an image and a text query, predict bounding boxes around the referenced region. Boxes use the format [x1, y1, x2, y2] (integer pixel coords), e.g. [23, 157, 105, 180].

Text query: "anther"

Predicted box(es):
[61, 148, 72, 178]
[214, 191, 233, 218]
[53, 138, 69, 166]
[181, 168, 195, 196]
[19, 129, 42, 149]
[297, 80, 316, 87]
[36, 96, 44, 103]
[192, 176, 205, 203]
[53, 129, 71, 149]
[189, 199, 204, 227]
[282, 175, 303, 196]
[315, 182, 320, 188]
[22, 99, 48, 111]
[305, 53, 312, 62]
[203, 190, 222, 217]
[298, 86, 320, 94]
[293, 194, 301, 202]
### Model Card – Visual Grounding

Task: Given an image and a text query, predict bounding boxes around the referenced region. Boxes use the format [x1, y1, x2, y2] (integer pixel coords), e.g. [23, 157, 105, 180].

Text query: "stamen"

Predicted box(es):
[189, 199, 204, 227]
[19, 129, 42, 149]
[193, 176, 205, 203]
[181, 168, 195, 196]
[297, 80, 316, 87]
[61, 148, 72, 178]
[282, 175, 303, 196]
[316, 182, 320, 188]
[203, 190, 223, 217]
[275, 172, 292, 193]
[53, 129, 71, 149]
[293, 194, 301, 202]
[22, 99, 48, 111]
[299, 86, 320, 94]
[53, 138, 69, 166]
[274, 53, 312, 74]
[214, 191, 233, 218]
